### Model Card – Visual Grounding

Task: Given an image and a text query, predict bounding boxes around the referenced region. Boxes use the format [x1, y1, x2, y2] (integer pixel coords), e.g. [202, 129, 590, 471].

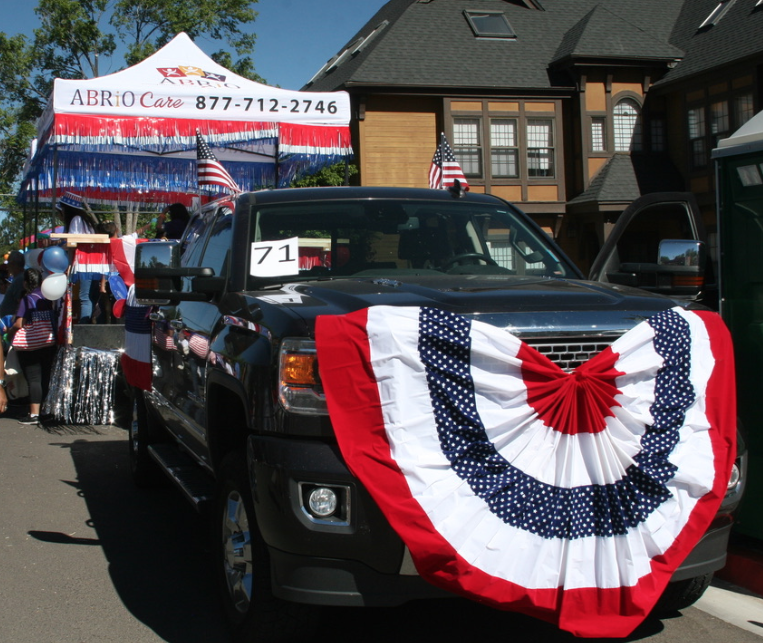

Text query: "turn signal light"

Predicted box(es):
[672, 275, 705, 288]
[281, 352, 318, 386]
[278, 339, 327, 415]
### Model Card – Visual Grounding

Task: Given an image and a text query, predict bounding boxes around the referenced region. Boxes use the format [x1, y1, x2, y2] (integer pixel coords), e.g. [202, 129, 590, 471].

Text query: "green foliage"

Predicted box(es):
[291, 162, 359, 188]
[110, 0, 259, 73]
[0, 0, 262, 249]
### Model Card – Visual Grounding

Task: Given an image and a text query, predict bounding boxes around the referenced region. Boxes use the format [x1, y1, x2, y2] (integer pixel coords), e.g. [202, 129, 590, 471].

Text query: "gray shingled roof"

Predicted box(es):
[551, 5, 684, 65]
[656, 0, 763, 87]
[305, 0, 688, 92]
[567, 153, 685, 206]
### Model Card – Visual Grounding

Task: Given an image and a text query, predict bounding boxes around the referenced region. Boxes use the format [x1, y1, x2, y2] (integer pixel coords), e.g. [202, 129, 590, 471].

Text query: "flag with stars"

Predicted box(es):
[315, 306, 736, 638]
[428, 133, 469, 190]
[196, 129, 240, 193]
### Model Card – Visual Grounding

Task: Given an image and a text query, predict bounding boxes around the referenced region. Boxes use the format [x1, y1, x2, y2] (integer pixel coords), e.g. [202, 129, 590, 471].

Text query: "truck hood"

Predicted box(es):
[247, 274, 679, 339]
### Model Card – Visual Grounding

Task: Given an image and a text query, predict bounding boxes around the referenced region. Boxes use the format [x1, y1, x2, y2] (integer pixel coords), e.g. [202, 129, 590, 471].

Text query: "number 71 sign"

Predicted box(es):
[250, 237, 300, 277]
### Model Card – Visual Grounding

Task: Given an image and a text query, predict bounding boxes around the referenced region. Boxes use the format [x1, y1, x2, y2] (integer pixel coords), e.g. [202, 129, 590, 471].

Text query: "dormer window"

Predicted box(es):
[464, 10, 516, 38]
[698, 0, 736, 30]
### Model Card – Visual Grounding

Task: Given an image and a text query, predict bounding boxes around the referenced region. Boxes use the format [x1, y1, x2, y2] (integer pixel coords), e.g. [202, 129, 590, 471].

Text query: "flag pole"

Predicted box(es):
[439, 132, 445, 189]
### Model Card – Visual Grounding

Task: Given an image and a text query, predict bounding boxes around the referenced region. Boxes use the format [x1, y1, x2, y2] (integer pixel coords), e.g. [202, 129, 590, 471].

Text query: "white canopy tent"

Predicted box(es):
[20, 33, 353, 206]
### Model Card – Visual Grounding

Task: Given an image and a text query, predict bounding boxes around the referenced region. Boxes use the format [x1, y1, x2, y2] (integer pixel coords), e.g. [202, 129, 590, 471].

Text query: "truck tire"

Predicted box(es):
[653, 573, 713, 614]
[213, 452, 316, 643]
[128, 390, 165, 488]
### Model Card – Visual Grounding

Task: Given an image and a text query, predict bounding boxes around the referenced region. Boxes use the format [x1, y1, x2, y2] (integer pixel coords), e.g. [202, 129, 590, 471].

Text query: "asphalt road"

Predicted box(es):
[0, 412, 762, 643]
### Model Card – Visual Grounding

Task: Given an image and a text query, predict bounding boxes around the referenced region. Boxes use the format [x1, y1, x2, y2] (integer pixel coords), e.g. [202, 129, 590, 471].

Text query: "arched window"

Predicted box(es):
[613, 98, 642, 152]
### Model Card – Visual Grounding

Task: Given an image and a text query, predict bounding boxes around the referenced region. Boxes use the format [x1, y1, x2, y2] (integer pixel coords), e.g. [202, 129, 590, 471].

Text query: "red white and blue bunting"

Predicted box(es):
[22, 117, 353, 204]
[315, 305, 736, 638]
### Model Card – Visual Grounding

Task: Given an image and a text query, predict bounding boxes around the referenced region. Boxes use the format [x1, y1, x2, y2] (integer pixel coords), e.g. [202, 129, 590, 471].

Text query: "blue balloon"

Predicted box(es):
[108, 274, 128, 300]
[42, 246, 69, 273]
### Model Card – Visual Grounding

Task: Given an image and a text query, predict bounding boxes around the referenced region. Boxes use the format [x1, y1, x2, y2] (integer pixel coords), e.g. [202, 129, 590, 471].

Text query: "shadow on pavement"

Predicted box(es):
[27, 427, 672, 643]
[33, 433, 231, 643]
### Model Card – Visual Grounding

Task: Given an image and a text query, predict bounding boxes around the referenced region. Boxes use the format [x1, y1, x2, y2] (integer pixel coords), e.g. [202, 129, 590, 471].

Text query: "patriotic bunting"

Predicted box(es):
[315, 305, 736, 638]
[110, 235, 152, 390]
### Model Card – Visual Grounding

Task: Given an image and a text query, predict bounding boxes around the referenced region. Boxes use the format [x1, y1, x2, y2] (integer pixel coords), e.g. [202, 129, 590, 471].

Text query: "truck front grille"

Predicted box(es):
[524, 338, 617, 372]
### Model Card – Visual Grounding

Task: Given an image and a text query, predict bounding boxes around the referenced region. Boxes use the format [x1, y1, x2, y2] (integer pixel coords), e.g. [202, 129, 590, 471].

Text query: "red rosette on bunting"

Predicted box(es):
[315, 306, 736, 638]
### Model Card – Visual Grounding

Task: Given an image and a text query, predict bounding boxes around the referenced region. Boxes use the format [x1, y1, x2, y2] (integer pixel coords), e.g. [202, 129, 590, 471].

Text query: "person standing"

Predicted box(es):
[9, 268, 58, 424]
[57, 192, 98, 324]
[0, 340, 9, 416]
[156, 203, 190, 240]
[0, 250, 27, 319]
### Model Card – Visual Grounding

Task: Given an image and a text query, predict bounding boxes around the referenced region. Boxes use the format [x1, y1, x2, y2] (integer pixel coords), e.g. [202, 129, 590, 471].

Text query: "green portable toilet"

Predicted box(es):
[714, 110, 763, 539]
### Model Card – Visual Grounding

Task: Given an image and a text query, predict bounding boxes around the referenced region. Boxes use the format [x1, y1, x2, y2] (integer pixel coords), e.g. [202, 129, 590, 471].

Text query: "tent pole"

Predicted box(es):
[52, 144, 58, 212]
[275, 146, 280, 189]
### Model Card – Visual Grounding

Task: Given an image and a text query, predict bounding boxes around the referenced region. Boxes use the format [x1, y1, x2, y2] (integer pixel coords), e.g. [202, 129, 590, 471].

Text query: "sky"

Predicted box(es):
[2, 0, 384, 90]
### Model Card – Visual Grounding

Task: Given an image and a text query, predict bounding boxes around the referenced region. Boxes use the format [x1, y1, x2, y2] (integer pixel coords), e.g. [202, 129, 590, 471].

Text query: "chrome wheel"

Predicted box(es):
[221, 488, 254, 615]
[215, 452, 317, 642]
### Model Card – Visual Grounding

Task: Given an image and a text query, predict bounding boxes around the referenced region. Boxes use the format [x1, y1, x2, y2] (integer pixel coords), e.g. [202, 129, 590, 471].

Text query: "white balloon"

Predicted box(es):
[41, 272, 68, 301]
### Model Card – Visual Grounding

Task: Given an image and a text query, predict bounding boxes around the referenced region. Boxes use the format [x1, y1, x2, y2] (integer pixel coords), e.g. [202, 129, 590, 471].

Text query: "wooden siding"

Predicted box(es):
[489, 102, 519, 112]
[611, 82, 643, 98]
[525, 102, 555, 112]
[451, 101, 482, 112]
[359, 104, 437, 188]
[588, 157, 607, 179]
[585, 83, 607, 112]
[527, 185, 559, 201]
[690, 176, 711, 194]
[491, 185, 522, 202]
[733, 75, 754, 89]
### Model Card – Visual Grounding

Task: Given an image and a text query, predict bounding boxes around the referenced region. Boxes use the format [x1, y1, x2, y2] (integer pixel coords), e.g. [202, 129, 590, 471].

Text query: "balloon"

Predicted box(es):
[24, 249, 43, 269]
[42, 246, 69, 273]
[41, 272, 68, 301]
[108, 274, 127, 301]
[112, 298, 126, 319]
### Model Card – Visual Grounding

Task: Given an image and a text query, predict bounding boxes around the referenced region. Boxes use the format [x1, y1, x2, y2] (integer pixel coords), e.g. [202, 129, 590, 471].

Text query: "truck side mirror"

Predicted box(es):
[134, 240, 214, 305]
[657, 239, 707, 295]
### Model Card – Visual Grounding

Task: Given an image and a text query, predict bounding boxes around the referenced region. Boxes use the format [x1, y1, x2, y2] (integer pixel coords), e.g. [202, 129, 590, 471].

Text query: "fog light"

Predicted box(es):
[308, 487, 338, 518]
[728, 463, 741, 491]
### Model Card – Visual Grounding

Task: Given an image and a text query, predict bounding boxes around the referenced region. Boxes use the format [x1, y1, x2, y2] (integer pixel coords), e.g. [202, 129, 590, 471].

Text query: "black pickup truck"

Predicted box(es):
[130, 186, 745, 642]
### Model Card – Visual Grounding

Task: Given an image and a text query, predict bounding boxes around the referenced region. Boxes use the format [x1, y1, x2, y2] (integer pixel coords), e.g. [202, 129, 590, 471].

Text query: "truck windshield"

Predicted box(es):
[248, 199, 572, 282]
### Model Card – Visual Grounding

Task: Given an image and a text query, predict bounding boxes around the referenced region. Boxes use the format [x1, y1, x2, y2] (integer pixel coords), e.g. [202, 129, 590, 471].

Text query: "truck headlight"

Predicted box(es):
[278, 339, 328, 415]
[728, 462, 741, 491]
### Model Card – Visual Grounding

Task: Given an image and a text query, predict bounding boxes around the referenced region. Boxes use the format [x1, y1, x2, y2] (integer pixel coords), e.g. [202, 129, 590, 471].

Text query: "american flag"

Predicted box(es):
[196, 129, 240, 193]
[315, 305, 736, 637]
[428, 133, 469, 190]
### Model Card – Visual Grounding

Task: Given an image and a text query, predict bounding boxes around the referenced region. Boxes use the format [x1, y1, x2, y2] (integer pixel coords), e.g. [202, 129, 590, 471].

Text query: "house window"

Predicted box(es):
[650, 118, 666, 152]
[735, 93, 755, 127]
[464, 10, 516, 38]
[490, 119, 519, 178]
[613, 99, 642, 151]
[591, 117, 606, 152]
[688, 107, 707, 169]
[526, 119, 554, 177]
[453, 118, 483, 177]
[710, 101, 730, 144]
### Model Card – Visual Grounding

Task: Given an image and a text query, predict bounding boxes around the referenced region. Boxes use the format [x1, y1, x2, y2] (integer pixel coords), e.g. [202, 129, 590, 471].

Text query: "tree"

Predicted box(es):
[0, 0, 261, 251]
[291, 162, 359, 188]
